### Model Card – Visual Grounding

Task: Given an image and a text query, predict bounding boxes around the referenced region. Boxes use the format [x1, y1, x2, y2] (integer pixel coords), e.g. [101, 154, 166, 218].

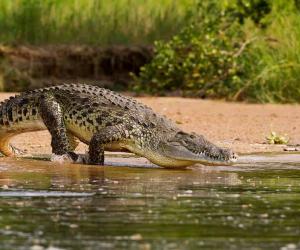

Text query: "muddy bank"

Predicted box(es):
[0, 93, 297, 155]
[0, 45, 153, 91]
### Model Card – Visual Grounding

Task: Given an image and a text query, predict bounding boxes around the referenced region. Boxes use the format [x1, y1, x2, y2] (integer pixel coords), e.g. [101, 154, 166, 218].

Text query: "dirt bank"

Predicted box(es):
[0, 45, 152, 91]
[0, 93, 298, 156]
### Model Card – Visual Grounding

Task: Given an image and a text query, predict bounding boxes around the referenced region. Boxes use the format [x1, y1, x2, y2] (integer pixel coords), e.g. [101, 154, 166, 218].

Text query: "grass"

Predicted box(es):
[0, 0, 198, 45]
[237, 1, 300, 102]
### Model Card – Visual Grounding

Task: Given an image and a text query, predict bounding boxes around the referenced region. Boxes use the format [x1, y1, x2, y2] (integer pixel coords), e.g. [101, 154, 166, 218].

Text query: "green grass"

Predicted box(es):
[237, 1, 300, 102]
[0, 0, 198, 45]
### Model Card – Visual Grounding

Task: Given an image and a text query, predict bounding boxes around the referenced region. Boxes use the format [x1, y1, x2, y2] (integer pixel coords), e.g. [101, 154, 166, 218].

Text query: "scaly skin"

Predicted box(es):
[0, 84, 237, 168]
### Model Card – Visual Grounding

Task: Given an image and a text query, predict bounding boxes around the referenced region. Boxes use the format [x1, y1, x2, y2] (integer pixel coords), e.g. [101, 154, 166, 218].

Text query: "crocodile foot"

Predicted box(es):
[50, 152, 79, 164]
[9, 144, 28, 156]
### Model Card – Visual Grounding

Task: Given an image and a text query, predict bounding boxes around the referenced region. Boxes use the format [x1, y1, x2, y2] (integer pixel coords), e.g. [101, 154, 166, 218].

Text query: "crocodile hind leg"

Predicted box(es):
[39, 94, 78, 162]
[88, 126, 126, 165]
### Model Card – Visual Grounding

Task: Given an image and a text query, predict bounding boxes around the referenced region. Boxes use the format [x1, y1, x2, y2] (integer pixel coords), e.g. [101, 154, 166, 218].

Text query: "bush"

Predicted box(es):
[131, 1, 251, 99]
[132, 0, 300, 103]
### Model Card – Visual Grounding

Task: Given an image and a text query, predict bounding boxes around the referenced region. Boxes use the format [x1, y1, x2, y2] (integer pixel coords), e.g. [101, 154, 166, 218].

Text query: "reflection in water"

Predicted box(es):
[0, 154, 300, 249]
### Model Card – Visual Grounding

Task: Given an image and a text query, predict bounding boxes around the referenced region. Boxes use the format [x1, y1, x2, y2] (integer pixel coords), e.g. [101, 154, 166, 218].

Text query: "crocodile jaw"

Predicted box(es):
[142, 151, 237, 168]
[155, 142, 237, 168]
[123, 143, 236, 168]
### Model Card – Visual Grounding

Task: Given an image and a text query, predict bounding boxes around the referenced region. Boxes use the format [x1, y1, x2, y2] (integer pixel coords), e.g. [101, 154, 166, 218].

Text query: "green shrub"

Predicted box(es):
[132, 0, 300, 103]
[132, 1, 251, 99]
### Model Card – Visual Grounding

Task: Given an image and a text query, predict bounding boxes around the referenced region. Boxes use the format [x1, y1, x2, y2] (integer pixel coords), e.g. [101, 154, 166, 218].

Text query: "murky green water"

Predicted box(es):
[0, 154, 300, 250]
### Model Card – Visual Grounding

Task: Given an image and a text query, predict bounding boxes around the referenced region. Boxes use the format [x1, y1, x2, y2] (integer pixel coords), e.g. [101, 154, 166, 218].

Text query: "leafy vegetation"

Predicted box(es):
[266, 132, 289, 144]
[227, 0, 272, 27]
[132, 0, 300, 102]
[1, 0, 300, 102]
[132, 1, 247, 98]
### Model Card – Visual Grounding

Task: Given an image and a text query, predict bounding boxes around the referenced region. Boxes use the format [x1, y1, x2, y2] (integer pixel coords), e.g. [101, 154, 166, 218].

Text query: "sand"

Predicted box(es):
[1, 93, 299, 155]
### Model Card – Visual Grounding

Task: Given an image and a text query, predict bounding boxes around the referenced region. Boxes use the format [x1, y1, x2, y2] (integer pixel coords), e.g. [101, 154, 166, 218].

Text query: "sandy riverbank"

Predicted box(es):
[1, 93, 299, 155]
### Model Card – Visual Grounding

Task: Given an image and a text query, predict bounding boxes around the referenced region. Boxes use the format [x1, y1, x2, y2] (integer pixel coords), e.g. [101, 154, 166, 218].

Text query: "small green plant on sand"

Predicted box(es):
[266, 131, 289, 144]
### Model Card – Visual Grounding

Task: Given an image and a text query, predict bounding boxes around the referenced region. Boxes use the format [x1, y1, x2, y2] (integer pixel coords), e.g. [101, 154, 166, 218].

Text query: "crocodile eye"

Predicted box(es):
[177, 131, 186, 136]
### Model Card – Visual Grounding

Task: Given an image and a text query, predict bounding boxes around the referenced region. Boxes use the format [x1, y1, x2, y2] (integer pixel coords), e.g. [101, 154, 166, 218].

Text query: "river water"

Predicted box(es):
[0, 154, 300, 250]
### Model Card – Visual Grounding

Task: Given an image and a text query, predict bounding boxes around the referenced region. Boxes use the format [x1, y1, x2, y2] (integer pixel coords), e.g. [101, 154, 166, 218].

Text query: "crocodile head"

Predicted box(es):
[148, 131, 237, 168]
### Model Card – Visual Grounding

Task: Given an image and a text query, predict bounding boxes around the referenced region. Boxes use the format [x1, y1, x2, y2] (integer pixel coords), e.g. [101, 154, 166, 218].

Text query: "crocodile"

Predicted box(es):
[0, 84, 237, 168]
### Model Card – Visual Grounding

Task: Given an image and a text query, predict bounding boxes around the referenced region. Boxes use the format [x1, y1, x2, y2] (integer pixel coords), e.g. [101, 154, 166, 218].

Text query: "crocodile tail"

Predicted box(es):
[0, 94, 45, 156]
[0, 97, 18, 156]
[0, 132, 15, 156]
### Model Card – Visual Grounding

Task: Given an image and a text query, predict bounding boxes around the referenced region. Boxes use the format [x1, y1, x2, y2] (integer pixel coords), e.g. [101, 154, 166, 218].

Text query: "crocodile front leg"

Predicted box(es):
[88, 126, 126, 165]
[39, 94, 78, 161]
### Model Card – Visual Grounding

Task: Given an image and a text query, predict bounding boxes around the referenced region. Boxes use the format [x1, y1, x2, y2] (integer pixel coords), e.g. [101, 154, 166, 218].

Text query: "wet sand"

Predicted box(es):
[1, 93, 299, 155]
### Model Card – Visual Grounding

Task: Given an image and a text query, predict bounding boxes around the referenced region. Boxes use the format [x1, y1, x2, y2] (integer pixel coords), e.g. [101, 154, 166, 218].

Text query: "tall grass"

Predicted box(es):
[238, 0, 300, 102]
[0, 0, 198, 45]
